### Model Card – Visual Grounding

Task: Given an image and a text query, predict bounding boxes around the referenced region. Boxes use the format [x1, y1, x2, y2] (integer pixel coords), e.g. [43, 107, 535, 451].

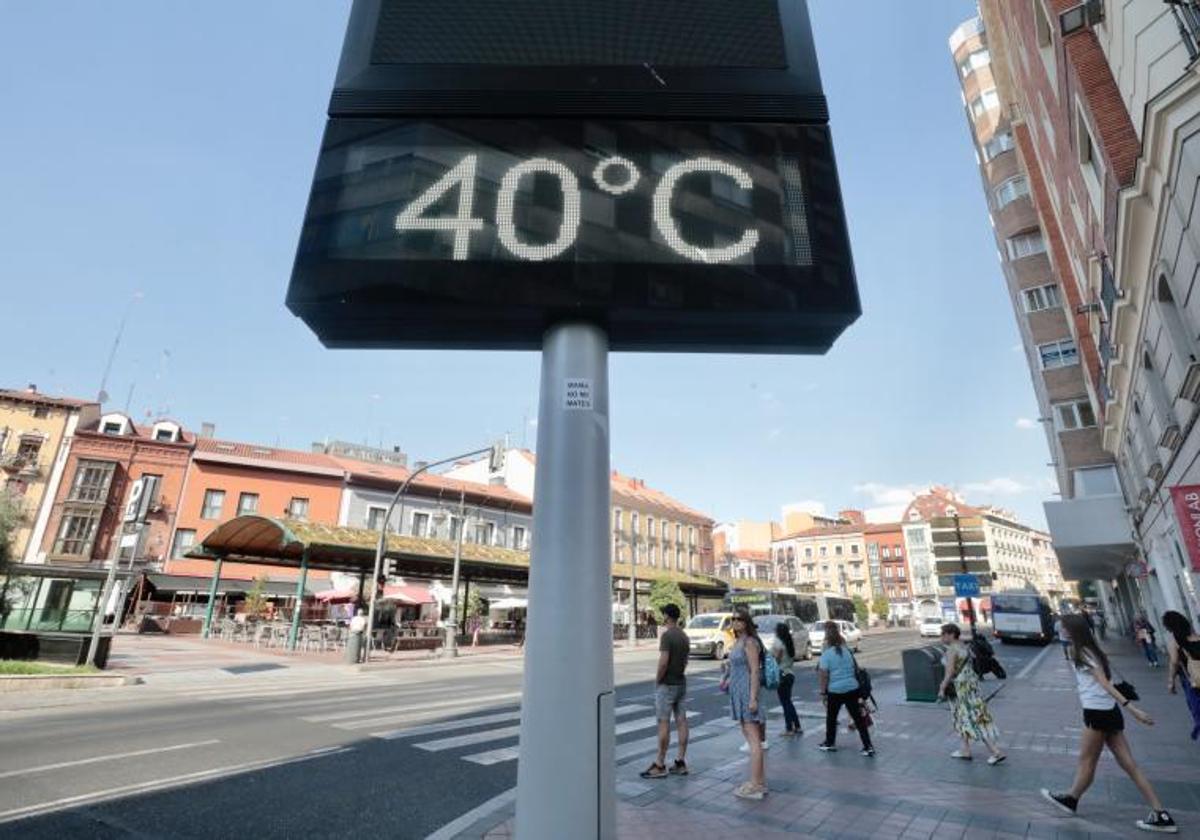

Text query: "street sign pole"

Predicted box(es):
[953, 513, 978, 640]
[516, 322, 615, 840]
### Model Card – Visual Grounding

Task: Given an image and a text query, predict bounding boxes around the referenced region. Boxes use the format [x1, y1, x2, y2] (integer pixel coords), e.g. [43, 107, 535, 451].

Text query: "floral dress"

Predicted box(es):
[728, 638, 766, 723]
[945, 642, 998, 742]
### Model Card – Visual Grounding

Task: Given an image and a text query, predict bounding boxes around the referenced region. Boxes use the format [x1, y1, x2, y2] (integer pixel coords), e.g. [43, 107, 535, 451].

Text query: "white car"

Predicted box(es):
[918, 617, 943, 638]
[808, 619, 862, 653]
[753, 614, 812, 661]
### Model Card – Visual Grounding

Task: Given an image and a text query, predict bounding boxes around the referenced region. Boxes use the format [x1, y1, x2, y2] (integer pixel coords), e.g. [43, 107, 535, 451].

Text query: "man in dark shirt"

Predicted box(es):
[640, 603, 690, 778]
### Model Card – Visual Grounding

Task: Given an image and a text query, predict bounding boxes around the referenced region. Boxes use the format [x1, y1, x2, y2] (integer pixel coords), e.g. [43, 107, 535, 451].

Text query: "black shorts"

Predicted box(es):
[1082, 705, 1124, 733]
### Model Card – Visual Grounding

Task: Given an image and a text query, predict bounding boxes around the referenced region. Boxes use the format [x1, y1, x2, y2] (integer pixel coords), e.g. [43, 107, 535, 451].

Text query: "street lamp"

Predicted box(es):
[364, 442, 503, 663]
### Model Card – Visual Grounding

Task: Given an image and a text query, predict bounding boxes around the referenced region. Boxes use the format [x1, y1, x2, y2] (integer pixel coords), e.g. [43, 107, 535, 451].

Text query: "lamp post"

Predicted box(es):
[365, 443, 502, 663]
[628, 539, 638, 647]
[443, 489, 468, 657]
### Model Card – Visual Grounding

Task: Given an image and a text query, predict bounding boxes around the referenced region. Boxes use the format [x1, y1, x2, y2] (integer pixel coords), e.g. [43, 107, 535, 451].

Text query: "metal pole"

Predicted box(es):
[628, 550, 637, 646]
[201, 556, 224, 638]
[87, 523, 127, 666]
[365, 445, 493, 663]
[953, 513, 978, 640]
[444, 489, 467, 657]
[288, 550, 309, 651]
[516, 322, 614, 840]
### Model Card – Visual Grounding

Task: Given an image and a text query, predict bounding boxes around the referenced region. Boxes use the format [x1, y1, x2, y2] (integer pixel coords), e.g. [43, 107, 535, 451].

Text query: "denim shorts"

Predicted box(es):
[655, 682, 686, 721]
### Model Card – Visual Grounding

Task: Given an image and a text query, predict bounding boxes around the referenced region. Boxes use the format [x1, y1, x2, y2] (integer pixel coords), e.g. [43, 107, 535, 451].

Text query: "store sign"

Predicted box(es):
[285, 0, 858, 353]
[1169, 485, 1200, 572]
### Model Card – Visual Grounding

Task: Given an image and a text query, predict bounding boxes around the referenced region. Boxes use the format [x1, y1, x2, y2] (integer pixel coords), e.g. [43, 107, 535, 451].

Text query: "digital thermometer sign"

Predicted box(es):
[287, 118, 856, 351]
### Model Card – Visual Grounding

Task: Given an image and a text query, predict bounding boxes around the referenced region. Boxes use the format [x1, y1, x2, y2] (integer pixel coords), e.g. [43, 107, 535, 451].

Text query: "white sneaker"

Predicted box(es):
[738, 742, 770, 753]
[762, 740, 770, 751]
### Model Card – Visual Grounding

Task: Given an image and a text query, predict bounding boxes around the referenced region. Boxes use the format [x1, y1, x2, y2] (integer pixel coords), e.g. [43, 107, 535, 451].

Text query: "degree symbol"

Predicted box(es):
[592, 156, 640, 196]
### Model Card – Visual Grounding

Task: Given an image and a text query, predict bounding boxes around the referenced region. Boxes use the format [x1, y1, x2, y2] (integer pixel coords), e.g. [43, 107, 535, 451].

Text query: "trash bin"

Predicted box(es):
[902, 645, 946, 702]
[346, 630, 363, 664]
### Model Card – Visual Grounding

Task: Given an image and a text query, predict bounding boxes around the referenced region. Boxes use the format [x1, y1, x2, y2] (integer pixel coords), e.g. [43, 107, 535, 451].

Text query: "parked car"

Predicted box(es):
[752, 614, 812, 661]
[918, 616, 944, 638]
[684, 612, 734, 659]
[808, 619, 862, 653]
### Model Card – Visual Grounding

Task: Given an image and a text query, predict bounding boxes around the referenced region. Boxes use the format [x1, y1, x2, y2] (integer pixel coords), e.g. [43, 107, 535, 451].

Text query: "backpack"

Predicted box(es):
[968, 636, 1006, 680]
[758, 640, 780, 690]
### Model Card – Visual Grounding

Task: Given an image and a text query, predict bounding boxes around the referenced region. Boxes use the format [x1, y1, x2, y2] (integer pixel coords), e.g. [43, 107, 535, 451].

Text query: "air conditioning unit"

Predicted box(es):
[1060, 0, 1104, 36]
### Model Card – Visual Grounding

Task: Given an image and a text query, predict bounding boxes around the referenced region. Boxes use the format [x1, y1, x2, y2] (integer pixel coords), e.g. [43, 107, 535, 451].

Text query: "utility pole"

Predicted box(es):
[443, 489, 468, 657]
[953, 513, 978, 640]
[628, 543, 638, 647]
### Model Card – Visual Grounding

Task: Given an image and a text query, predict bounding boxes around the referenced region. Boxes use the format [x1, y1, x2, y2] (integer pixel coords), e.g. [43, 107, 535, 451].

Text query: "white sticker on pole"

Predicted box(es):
[563, 379, 593, 410]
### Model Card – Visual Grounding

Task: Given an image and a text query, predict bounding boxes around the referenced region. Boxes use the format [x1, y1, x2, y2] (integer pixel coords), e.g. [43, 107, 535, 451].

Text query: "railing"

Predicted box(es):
[1169, 0, 1200, 63]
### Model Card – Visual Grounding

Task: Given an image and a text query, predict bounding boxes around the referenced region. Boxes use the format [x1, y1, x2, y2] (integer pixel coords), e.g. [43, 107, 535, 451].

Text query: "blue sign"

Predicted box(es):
[954, 574, 981, 598]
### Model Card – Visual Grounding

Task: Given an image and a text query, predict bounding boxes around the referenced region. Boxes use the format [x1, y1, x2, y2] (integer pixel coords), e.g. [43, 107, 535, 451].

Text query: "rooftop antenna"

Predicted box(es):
[97, 291, 143, 405]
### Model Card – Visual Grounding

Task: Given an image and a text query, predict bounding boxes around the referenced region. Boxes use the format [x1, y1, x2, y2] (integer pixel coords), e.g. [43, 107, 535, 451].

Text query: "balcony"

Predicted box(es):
[1043, 494, 1136, 581]
[0, 453, 42, 478]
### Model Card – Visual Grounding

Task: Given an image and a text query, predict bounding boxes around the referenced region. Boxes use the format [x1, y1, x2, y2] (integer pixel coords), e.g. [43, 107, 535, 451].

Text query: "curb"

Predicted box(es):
[0, 673, 143, 693]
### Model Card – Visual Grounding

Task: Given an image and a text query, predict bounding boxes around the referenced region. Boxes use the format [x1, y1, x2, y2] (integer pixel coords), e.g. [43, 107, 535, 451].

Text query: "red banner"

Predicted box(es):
[1169, 485, 1200, 572]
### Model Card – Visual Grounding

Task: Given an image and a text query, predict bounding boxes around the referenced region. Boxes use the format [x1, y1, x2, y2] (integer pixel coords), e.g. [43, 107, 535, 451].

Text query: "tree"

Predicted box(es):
[872, 595, 891, 622]
[242, 575, 269, 619]
[0, 490, 20, 570]
[851, 594, 869, 624]
[647, 579, 688, 624]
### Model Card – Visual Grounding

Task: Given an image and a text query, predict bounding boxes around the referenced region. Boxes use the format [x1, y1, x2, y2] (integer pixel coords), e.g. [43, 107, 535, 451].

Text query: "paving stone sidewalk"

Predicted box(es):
[451, 640, 1200, 839]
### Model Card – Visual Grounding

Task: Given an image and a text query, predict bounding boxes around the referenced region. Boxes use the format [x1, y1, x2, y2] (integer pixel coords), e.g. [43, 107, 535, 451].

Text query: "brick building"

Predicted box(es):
[864, 523, 911, 618]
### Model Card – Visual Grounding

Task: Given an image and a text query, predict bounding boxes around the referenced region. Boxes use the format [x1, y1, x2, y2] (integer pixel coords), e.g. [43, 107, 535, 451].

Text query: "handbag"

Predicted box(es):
[850, 653, 872, 701]
[759, 640, 780, 690]
[1113, 666, 1139, 702]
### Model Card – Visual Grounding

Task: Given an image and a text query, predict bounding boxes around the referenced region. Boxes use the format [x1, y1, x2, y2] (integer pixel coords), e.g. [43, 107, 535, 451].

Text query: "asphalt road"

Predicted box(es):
[0, 628, 1046, 839]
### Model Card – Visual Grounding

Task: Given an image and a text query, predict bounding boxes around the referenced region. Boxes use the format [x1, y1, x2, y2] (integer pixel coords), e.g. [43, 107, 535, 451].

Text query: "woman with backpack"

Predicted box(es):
[1041, 614, 1177, 834]
[937, 623, 1006, 765]
[772, 621, 802, 737]
[722, 606, 767, 799]
[816, 620, 875, 756]
[1162, 610, 1200, 742]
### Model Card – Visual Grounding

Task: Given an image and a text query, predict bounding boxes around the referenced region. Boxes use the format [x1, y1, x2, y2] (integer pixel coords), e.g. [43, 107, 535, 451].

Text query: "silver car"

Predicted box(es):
[753, 614, 812, 661]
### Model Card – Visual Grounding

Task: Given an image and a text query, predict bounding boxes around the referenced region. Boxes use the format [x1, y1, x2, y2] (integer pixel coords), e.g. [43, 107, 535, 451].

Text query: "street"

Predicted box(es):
[0, 628, 1026, 839]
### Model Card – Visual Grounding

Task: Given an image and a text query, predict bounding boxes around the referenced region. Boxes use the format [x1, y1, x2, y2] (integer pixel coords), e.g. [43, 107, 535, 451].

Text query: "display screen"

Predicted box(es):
[287, 118, 857, 352]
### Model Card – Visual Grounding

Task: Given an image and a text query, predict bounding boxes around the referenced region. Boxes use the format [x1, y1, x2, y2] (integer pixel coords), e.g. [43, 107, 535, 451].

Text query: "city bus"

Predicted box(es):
[722, 589, 856, 625]
[991, 591, 1054, 644]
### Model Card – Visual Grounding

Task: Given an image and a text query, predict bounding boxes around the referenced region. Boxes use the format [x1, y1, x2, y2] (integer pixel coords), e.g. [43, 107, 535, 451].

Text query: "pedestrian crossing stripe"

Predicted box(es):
[309, 691, 522, 725]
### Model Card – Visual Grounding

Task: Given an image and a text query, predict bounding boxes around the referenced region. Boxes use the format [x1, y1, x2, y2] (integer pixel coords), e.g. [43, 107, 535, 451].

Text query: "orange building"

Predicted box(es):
[165, 438, 345, 586]
[864, 523, 911, 617]
[37, 412, 193, 569]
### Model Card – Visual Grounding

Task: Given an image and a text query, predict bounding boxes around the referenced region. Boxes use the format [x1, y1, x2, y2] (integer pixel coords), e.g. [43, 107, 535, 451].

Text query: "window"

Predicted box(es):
[675, 524, 682, 544]
[647, 516, 654, 543]
[1038, 339, 1079, 369]
[613, 509, 622, 533]
[152, 422, 180, 443]
[201, 489, 225, 519]
[68, 460, 115, 502]
[1075, 465, 1120, 497]
[1054, 399, 1097, 431]
[512, 525, 527, 551]
[1006, 231, 1047, 260]
[1034, 0, 1056, 87]
[32, 405, 49, 419]
[475, 521, 495, 545]
[882, 547, 891, 559]
[236, 492, 259, 516]
[851, 545, 859, 555]
[53, 510, 99, 556]
[367, 506, 387, 531]
[983, 131, 1015, 161]
[449, 515, 463, 542]
[101, 420, 124, 436]
[661, 520, 669, 541]
[688, 526, 695, 546]
[1023, 284, 1061, 312]
[171, 528, 196, 558]
[867, 543, 879, 560]
[993, 176, 1030, 209]
[969, 89, 1000, 118]
[958, 48, 990, 77]
[805, 547, 813, 559]
[288, 497, 309, 519]
[835, 545, 843, 556]
[411, 511, 430, 537]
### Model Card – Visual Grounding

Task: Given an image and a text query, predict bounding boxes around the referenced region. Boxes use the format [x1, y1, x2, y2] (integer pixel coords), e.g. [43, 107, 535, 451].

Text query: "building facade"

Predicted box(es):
[37, 412, 193, 569]
[0, 387, 98, 564]
[770, 524, 870, 599]
[865, 523, 912, 617]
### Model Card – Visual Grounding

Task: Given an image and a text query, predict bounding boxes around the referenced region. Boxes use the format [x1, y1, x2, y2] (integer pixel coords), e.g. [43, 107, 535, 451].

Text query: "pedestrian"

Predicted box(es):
[772, 621, 802, 737]
[1162, 610, 1200, 742]
[1054, 614, 1071, 661]
[640, 603, 690, 779]
[349, 607, 368, 663]
[1041, 614, 1178, 834]
[1097, 610, 1108, 641]
[721, 606, 767, 799]
[816, 620, 875, 756]
[938, 623, 1006, 765]
[1134, 613, 1161, 668]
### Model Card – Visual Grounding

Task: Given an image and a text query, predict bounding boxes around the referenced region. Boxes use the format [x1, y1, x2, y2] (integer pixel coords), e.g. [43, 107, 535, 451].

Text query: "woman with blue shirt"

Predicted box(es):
[816, 621, 875, 756]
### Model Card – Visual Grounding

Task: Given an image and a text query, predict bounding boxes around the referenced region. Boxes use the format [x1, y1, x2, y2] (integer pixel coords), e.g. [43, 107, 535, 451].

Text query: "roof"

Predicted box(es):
[903, 487, 983, 522]
[609, 470, 712, 523]
[328, 455, 532, 509]
[193, 438, 343, 476]
[725, 549, 770, 562]
[863, 522, 904, 536]
[79, 413, 196, 445]
[144, 573, 314, 596]
[776, 523, 865, 541]
[0, 388, 96, 410]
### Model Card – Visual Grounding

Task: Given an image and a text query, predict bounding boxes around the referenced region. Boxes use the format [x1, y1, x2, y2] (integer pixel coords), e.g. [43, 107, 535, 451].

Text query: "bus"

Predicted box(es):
[991, 591, 1054, 644]
[722, 589, 856, 625]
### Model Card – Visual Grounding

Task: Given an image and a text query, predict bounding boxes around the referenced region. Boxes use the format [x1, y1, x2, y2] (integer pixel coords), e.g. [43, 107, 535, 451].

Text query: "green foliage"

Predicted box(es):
[0, 490, 21, 571]
[0, 661, 98, 675]
[464, 588, 485, 619]
[647, 579, 688, 624]
[872, 595, 891, 620]
[851, 594, 869, 624]
[242, 575, 269, 618]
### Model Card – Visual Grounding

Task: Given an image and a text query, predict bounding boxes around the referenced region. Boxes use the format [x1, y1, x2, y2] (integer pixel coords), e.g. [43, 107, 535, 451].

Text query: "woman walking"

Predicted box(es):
[937, 623, 1005, 764]
[1162, 610, 1200, 742]
[772, 621, 802, 737]
[722, 607, 767, 799]
[816, 620, 874, 756]
[1134, 613, 1161, 667]
[1040, 614, 1178, 833]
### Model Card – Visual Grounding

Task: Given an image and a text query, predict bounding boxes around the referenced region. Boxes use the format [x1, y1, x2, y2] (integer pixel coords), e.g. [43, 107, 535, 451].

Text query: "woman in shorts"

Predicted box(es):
[1040, 614, 1178, 834]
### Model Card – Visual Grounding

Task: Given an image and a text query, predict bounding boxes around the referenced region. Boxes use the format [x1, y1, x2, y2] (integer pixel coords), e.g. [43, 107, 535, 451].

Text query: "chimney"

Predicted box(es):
[26, 383, 37, 393]
[393, 445, 402, 453]
[311, 442, 325, 453]
[200, 422, 215, 439]
[839, 509, 866, 525]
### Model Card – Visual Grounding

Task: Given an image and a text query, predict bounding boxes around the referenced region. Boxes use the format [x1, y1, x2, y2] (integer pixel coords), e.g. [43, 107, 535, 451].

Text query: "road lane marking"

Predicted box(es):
[332, 693, 527, 730]
[307, 691, 523, 723]
[458, 711, 698, 765]
[414, 705, 655, 752]
[1015, 643, 1054, 680]
[245, 684, 450, 713]
[0, 746, 352, 825]
[0, 740, 221, 780]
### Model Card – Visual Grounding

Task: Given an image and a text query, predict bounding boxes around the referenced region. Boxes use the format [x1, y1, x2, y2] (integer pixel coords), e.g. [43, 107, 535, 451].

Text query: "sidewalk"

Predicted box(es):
[450, 641, 1200, 839]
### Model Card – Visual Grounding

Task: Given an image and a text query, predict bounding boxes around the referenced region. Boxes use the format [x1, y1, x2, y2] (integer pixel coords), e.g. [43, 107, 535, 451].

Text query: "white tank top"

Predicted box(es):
[1074, 652, 1117, 711]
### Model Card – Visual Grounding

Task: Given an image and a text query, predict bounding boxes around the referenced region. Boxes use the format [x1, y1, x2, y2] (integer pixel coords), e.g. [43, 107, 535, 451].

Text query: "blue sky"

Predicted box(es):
[0, 1, 1057, 528]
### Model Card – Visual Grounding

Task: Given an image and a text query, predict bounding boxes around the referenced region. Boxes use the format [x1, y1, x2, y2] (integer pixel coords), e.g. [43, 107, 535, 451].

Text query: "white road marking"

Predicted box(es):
[1015, 643, 1055, 681]
[0, 746, 352, 825]
[332, 693, 527, 731]
[245, 683, 448, 713]
[459, 711, 698, 765]
[307, 691, 522, 723]
[416, 705, 656, 753]
[0, 739, 221, 780]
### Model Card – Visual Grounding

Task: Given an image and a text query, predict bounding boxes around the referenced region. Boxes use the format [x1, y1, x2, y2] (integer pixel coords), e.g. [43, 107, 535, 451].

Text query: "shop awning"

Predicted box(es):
[381, 584, 435, 604]
[144, 573, 313, 597]
[489, 597, 528, 610]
